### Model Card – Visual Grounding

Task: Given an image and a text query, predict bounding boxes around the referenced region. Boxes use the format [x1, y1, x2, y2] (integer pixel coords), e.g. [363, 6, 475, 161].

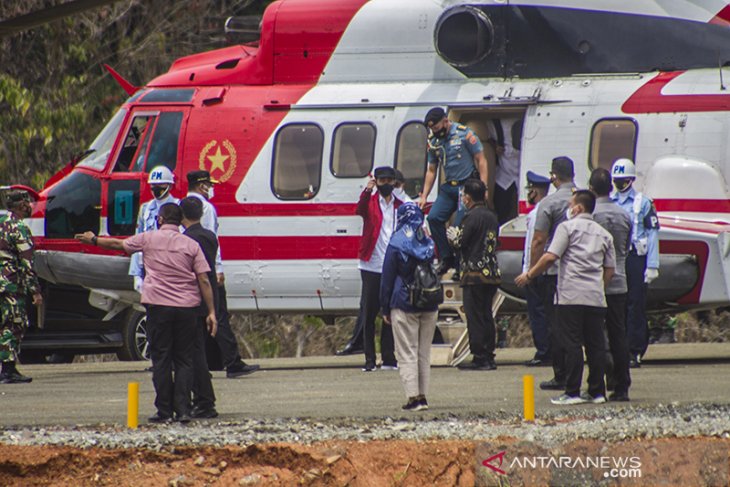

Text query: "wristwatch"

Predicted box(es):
[91, 236, 98, 246]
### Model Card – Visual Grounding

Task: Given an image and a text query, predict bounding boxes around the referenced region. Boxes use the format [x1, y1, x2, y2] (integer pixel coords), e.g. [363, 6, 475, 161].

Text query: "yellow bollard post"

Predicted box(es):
[523, 375, 535, 422]
[127, 382, 139, 429]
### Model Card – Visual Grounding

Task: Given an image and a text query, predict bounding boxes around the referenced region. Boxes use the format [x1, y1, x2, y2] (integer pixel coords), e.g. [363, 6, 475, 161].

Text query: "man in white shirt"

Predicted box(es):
[488, 117, 524, 224]
[523, 171, 551, 367]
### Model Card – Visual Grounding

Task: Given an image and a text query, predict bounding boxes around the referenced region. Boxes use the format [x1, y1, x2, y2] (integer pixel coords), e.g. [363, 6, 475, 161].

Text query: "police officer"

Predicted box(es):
[529, 156, 577, 390]
[129, 166, 180, 293]
[418, 107, 488, 278]
[523, 171, 551, 367]
[610, 158, 659, 368]
[0, 191, 42, 384]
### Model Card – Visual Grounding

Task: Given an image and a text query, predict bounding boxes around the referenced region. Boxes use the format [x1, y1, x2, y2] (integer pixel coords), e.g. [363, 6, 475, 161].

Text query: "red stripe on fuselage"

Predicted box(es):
[622, 71, 730, 113]
[710, 5, 730, 26]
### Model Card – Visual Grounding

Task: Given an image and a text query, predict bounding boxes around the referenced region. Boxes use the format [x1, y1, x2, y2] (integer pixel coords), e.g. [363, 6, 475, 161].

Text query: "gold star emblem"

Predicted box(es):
[207, 146, 229, 173]
[198, 139, 237, 183]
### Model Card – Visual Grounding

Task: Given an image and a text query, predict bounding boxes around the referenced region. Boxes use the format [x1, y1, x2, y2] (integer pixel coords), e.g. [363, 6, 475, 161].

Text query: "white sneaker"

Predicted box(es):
[550, 394, 587, 405]
[580, 392, 607, 404]
[379, 364, 398, 371]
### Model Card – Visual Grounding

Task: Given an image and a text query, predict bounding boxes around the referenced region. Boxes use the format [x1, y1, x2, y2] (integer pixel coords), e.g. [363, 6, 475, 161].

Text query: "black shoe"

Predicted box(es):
[0, 371, 32, 384]
[226, 362, 260, 378]
[539, 378, 566, 390]
[335, 343, 364, 356]
[191, 406, 219, 419]
[450, 271, 461, 282]
[148, 412, 173, 423]
[609, 392, 631, 402]
[457, 360, 496, 371]
[175, 414, 192, 424]
[402, 396, 427, 411]
[525, 358, 551, 367]
[362, 362, 376, 372]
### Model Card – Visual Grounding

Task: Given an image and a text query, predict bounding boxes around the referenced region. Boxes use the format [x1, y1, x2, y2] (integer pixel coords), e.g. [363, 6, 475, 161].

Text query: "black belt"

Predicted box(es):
[447, 179, 467, 186]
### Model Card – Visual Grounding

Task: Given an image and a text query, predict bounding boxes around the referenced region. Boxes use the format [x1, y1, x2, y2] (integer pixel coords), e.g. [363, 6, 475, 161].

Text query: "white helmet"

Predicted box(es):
[148, 166, 175, 185]
[611, 158, 636, 179]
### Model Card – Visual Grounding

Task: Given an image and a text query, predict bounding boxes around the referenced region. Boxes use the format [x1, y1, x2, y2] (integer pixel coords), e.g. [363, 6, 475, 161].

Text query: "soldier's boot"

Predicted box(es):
[0, 361, 32, 384]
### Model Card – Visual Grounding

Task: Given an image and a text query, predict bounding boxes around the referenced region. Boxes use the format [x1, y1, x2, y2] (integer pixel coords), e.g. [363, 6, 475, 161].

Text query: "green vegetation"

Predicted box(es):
[0, 0, 272, 188]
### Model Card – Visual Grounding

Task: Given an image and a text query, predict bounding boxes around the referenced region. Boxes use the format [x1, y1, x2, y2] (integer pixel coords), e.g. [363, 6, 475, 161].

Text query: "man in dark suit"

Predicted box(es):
[180, 197, 220, 419]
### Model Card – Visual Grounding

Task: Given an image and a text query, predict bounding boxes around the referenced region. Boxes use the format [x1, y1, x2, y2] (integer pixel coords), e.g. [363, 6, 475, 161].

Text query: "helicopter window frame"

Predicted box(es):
[394, 121, 429, 199]
[589, 118, 638, 173]
[271, 123, 325, 201]
[112, 112, 159, 173]
[77, 109, 128, 171]
[330, 122, 377, 179]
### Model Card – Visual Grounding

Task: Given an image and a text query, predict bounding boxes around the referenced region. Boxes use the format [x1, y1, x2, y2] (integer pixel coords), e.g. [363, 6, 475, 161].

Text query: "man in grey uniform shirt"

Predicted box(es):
[529, 156, 577, 390]
[517, 190, 615, 405]
[590, 169, 632, 401]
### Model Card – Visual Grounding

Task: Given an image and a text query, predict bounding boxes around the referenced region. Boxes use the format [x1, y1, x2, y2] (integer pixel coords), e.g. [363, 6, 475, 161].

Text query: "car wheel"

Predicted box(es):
[117, 310, 150, 361]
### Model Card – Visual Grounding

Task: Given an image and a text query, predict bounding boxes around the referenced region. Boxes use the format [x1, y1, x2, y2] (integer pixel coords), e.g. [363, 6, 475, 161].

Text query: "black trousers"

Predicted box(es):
[626, 251, 649, 356]
[606, 294, 631, 395]
[556, 305, 607, 398]
[526, 277, 550, 360]
[494, 183, 518, 225]
[146, 304, 197, 418]
[343, 310, 365, 350]
[462, 284, 498, 362]
[192, 316, 216, 410]
[215, 285, 243, 369]
[542, 275, 566, 383]
[361, 270, 396, 366]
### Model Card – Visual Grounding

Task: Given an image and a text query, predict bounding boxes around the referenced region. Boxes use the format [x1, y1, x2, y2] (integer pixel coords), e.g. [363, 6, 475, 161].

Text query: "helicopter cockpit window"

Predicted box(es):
[77, 109, 127, 171]
[330, 123, 376, 178]
[113, 115, 156, 173]
[144, 112, 183, 172]
[394, 122, 428, 198]
[589, 119, 638, 172]
[272, 124, 323, 200]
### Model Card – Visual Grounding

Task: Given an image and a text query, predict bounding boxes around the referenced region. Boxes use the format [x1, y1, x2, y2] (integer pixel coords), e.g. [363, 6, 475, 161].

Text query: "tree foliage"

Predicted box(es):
[0, 0, 272, 188]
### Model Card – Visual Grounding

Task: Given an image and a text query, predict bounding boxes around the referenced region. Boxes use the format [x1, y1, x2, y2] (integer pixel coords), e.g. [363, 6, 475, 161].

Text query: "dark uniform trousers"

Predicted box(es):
[214, 285, 243, 368]
[493, 183, 518, 225]
[147, 304, 197, 418]
[192, 315, 216, 410]
[557, 305, 607, 398]
[361, 270, 396, 366]
[625, 251, 649, 357]
[526, 277, 550, 361]
[462, 284, 498, 362]
[542, 275, 566, 382]
[605, 293, 631, 395]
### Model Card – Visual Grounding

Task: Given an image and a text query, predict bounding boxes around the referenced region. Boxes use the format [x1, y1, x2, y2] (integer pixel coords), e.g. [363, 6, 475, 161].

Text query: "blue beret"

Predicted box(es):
[526, 170, 551, 187]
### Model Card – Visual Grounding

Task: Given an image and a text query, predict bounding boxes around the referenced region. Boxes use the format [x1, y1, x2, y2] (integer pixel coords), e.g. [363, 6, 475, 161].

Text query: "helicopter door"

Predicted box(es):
[101, 107, 189, 236]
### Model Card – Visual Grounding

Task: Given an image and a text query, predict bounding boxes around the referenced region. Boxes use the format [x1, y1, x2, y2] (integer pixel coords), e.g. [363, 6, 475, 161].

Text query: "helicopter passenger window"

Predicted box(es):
[114, 115, 156, 172]
[272, 124, 324, 200]
[142, 112, 183, 172]
[394, 122, 429, 198]
[330, 123, 376, 178]
[590, 119, 638, 172]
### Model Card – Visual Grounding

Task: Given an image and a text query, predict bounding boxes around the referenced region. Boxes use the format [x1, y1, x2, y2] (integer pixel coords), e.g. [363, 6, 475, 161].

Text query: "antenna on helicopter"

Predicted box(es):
[720, 56, 727, 91]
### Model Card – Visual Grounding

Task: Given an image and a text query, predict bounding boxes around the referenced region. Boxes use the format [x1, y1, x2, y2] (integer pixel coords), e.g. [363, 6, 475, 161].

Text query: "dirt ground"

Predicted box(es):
[1, 437, 728, 487]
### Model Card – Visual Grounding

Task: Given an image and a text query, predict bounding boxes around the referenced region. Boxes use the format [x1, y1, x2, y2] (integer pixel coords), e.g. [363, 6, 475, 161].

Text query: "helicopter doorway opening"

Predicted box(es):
[448, 107, 526, 225]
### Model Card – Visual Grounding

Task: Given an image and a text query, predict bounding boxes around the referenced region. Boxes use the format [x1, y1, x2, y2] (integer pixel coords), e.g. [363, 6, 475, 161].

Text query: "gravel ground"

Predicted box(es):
[2, 403, 728, 451]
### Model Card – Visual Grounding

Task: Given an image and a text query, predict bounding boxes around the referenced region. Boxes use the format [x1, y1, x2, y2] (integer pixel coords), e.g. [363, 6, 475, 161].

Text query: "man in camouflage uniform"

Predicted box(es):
[0, 191, 42, 384]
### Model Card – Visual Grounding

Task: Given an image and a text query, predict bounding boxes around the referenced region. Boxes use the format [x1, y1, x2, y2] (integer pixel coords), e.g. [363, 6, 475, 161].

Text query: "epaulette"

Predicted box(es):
[457, 124, 467, 130]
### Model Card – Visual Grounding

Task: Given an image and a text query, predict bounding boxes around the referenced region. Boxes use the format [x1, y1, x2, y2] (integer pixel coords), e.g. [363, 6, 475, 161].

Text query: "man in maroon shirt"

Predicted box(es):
[76, 203, 216, 423]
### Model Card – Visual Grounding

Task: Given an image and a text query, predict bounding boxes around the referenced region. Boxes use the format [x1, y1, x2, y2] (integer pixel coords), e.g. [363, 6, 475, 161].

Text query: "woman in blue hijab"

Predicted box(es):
[380, 202, 439, 411]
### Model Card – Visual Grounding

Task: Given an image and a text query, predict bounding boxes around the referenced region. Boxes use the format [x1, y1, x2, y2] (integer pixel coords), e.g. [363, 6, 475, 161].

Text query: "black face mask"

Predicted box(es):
[435, 128, 447, 139]
[527, 190, 537, 205]
[151, 186, 169, 199]
[614, 179, 632, 192]
[378, 183, 394, 197]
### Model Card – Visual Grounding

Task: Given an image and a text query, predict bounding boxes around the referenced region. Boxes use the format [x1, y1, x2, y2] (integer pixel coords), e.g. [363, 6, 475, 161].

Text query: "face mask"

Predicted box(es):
[378, 183, 394, 197]
[565, 207, 575, 220]
[393, 186, 408, 200]
[527, 190, 537, 205]
[614, 179, 633, 193]
[435, 128, 447, 139]
[151, 186, 169, 200]
[207, 186, 215, 200]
